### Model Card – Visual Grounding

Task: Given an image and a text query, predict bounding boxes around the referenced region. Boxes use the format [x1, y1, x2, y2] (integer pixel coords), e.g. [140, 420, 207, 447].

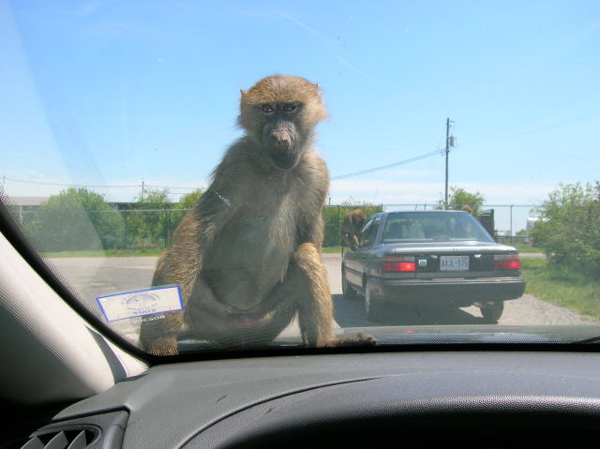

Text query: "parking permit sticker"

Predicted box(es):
[96, 286, 183, 322]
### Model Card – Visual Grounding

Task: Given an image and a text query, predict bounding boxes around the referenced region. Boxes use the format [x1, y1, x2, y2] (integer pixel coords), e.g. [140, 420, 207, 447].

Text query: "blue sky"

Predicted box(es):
[1, 0, 599, 230]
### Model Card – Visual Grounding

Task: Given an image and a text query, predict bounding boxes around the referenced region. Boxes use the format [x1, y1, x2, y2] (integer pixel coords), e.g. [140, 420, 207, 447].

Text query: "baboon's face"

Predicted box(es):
[340, 210, 367, 249]
[258, 102, 304, 170]
[238, 75, 328, 170]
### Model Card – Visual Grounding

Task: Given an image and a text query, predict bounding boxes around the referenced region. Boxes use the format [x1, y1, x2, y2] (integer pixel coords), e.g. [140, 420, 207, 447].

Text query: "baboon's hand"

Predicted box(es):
[331, 331, 377, 347]
[145, 336, 179, 356]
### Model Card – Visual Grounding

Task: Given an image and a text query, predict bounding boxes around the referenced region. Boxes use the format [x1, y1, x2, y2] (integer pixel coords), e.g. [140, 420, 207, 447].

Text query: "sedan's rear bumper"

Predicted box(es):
[368, 276, 526, 306]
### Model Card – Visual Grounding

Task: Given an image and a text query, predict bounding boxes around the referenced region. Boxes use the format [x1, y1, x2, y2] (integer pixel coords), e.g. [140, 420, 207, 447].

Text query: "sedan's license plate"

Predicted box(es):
[440, 255, 469, 271]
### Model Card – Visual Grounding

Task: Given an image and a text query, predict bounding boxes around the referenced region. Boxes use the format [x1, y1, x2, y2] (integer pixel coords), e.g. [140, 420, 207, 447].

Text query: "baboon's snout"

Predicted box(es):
[270, 130, 292, 151]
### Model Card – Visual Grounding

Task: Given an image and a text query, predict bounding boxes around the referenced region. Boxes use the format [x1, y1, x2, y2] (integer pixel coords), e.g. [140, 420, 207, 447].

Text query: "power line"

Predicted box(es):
[3, 177, 139, 188]
[331, 149, 445, 180]
[2, 177, 201, 192]
[5, 147, 445, 189]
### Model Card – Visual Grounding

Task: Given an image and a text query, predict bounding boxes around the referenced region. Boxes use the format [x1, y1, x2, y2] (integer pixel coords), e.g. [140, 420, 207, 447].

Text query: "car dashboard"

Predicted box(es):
[17, 349, 600, 448]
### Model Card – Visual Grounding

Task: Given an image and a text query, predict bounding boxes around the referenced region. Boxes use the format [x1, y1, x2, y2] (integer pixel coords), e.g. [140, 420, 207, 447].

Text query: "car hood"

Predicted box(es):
[334, 324, 600, 345]
[178, 325, 600, 353]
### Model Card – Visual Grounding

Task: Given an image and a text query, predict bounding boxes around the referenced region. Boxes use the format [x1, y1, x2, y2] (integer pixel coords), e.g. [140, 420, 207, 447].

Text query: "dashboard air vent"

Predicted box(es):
[19, 410, 128, 449]
[21, 428, 98, 448]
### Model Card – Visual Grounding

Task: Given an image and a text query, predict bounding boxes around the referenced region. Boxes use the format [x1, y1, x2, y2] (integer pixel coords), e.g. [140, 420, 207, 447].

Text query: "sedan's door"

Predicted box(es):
[343, 216, 382, 292]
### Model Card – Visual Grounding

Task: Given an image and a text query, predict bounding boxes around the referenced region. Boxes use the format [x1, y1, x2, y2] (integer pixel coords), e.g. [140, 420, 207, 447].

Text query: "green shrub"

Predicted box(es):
[532, 182, 600, 281]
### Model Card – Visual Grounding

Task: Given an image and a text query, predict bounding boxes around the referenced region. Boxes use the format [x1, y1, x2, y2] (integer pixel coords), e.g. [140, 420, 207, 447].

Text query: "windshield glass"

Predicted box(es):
[2, 0, 599, 356]
[382, 211, 493, 243]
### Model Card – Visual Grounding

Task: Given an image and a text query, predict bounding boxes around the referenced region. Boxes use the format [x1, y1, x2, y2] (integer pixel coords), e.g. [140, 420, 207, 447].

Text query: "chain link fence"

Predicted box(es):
[10, 202, 538, 252]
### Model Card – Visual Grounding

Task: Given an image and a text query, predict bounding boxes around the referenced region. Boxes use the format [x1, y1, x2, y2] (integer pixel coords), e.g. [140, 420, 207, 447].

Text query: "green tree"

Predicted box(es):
[28, 188, 123, 252]
[177, 189, 204, 210]
[531, 181, 600, 280]
[170, 189, 205, 232]
[128, 188, 172, 249]
[437, 186, 485, 216]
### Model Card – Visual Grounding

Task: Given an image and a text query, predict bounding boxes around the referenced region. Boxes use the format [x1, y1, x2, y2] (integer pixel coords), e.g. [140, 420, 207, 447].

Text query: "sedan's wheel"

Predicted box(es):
[479, 301, 504, 324]
[365, 284, 383, 322]
[341, 267, 358, 300]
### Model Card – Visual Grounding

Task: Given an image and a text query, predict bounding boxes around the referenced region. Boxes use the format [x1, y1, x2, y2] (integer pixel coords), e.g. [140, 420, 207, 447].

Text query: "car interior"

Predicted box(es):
[381, 212, 489, 242]
[2, 1, 600, 448]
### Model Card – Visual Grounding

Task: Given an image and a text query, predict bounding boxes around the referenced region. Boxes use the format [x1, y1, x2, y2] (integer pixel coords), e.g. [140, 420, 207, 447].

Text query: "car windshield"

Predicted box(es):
[1, 0, 599, 357]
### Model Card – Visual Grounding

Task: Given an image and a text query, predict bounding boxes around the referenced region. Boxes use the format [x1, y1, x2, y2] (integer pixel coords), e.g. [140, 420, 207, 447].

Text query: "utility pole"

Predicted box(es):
[444, 118, 455, 209]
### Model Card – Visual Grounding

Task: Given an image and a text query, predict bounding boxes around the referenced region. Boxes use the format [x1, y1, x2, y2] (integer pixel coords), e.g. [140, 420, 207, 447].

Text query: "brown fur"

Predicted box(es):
[340, 209, 367, 250]
[139, 75, 374, 355]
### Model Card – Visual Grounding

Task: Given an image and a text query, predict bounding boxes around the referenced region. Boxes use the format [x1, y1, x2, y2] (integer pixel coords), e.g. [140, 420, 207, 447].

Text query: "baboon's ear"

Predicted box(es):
[240, 89, 247, 96]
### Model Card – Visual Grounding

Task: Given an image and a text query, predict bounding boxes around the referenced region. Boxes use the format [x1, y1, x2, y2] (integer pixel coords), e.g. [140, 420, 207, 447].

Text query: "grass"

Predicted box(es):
[521, 258, 600, 320]
[511, 243, 541, 253]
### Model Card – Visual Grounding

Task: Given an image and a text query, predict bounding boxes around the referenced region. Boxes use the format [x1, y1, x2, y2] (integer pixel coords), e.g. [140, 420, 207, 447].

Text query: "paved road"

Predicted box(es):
[326, 253, 597, 328]
[49, 253, 597, 343]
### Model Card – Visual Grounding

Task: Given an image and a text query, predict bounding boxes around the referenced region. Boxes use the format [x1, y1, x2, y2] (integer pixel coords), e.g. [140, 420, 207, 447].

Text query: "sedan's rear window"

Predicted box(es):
[383, 212, 494, 243]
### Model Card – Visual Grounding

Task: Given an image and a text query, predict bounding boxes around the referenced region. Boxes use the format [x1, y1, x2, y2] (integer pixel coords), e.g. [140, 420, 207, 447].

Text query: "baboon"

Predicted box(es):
[340, 209, 367, 250]
[139, 75, 374, 355]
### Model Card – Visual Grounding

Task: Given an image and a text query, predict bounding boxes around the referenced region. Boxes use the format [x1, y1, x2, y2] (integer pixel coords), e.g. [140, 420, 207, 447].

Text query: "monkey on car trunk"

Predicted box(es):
[139, 75, 374, 355]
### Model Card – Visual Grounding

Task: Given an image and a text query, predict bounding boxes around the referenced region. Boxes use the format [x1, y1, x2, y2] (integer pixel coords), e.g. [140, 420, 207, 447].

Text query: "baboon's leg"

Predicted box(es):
[280, 242, 377, 347]
[275, 242, 335, 346]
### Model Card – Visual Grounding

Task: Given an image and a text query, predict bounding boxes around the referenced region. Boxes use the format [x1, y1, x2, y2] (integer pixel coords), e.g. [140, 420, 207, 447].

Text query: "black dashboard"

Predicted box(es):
[20, 350, 600, 448]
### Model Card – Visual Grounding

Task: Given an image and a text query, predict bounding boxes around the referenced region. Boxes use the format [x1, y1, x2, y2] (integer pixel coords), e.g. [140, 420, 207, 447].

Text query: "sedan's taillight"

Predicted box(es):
[493, 254, 521, 270]
[382, 255, 416, 272]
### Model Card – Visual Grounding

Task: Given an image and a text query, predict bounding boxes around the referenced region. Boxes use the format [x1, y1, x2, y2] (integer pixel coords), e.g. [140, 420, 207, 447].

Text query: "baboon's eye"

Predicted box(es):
[282, 103, 298, 113]
[261, 104, 275, 115]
